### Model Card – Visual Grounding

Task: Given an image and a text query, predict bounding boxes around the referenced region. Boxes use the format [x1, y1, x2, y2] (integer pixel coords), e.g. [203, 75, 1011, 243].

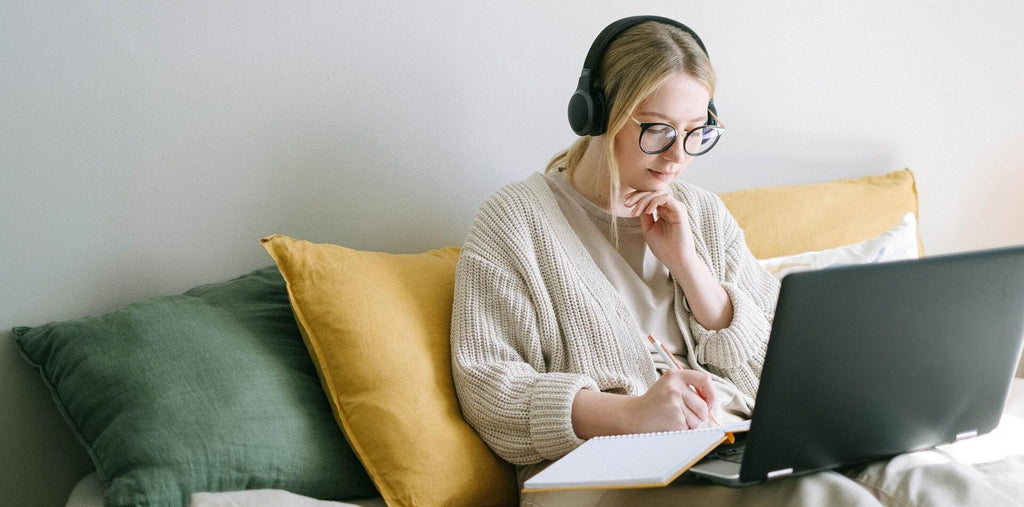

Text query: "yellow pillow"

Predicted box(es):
[719, 169, 922, 259]
[261, 235, 517, 507]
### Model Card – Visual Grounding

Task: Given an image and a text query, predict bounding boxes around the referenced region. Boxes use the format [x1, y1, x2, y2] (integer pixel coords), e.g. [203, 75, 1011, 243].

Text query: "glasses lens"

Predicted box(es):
[684, 126, 722, 156]
[639, 123, 676, 154]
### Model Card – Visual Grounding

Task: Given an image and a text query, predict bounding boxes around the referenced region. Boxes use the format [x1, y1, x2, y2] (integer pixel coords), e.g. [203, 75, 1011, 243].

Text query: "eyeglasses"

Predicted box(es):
[629, 110, 725, 156]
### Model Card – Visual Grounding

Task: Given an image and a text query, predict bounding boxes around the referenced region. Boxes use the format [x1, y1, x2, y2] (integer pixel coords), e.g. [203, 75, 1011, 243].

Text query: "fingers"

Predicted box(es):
[697, 386, 716, 409]
[682, 370, 717, 419]
[623, 189, 653, 207]
[679, 389, 710, 428]
[623, 190, 673, 218]
[639, 211, 656, 235]
[689, 374, 716, 408]
[661, 369, 714, 428]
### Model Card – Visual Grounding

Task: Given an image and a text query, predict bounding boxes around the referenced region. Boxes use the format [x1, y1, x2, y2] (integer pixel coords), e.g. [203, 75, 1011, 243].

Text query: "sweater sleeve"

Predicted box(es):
[450, 228, 598, 465]
[684, 192, 780, 399]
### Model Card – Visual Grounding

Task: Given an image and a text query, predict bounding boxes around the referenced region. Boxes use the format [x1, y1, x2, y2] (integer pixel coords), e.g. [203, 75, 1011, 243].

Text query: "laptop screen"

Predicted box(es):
[738, 246, 1024, 483]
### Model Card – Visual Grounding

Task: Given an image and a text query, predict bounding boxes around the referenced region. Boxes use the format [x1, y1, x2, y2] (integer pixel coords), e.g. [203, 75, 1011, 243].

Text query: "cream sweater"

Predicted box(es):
[450, 172, 780, 465]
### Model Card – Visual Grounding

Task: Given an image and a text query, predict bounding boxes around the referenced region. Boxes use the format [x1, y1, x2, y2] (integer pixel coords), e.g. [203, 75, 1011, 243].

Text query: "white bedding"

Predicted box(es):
[63, 473, 386, 507]
[66, 378, 1024, 507]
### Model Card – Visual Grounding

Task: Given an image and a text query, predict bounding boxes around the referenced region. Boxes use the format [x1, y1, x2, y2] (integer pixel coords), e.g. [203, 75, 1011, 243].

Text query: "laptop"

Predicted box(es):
[688, 245, 1024, 486]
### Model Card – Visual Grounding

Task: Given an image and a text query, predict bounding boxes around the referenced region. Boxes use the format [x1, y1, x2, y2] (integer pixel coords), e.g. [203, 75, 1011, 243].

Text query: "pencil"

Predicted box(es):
[647, 334, 720, 426]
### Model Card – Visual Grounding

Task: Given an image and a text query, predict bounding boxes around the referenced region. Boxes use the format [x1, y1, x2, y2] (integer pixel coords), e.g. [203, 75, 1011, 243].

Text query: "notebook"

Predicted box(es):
[522, 421, 750, 492]
[525, 245, 1024, 491]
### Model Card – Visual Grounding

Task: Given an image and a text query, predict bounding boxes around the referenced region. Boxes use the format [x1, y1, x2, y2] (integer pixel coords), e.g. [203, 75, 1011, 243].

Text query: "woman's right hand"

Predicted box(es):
[571, 369, 716, 439]
[627, 369, 716, 433]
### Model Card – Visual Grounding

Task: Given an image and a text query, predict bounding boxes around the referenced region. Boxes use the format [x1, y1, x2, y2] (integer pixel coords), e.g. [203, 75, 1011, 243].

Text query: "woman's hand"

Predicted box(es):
[628, 368, 717, 433]
[624, 188, 735, 331]
[571, 369, 716, 439]
[624, 189, 695, 270]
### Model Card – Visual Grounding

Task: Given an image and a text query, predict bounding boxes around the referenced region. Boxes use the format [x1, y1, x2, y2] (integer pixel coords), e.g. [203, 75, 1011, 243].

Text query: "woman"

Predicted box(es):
[451, 16, 1018, 506]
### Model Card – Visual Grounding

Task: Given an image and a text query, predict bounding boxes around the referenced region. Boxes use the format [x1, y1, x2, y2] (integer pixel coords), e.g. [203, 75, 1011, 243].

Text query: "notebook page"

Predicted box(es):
[523, 428, 729, 491]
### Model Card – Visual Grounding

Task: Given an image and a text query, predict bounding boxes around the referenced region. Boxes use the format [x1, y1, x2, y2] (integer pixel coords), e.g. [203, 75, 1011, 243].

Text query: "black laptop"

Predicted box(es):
[688, 245, 1024, 486]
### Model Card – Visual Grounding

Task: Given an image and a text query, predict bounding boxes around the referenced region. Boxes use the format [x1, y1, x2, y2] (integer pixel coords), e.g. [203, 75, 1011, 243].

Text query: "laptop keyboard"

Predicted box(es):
[712, 443, 746, 463]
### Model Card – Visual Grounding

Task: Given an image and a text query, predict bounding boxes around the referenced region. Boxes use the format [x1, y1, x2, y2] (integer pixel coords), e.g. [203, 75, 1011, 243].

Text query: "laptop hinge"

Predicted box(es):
[767, 467, 794, 479]
[955, 430, 979, 441]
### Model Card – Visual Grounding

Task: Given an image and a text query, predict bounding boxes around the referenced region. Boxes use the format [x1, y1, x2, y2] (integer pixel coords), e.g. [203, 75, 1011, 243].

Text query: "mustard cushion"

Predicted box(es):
[261, 235, 517, 507]
[719, 169, 922, 259]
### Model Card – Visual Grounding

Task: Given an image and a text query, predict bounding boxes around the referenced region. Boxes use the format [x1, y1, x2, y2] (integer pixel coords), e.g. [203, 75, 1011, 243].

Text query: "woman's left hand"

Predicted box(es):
[624, 189, 696, 269]
[625, 188, 735, 331]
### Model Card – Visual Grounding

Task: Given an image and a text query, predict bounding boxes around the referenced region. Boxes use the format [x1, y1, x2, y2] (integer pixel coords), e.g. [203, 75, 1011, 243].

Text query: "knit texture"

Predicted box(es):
[450, 173, 780, 465]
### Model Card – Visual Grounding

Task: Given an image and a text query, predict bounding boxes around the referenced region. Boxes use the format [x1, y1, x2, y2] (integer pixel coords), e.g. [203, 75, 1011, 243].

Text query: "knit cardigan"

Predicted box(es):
[450, 172, 780, 465]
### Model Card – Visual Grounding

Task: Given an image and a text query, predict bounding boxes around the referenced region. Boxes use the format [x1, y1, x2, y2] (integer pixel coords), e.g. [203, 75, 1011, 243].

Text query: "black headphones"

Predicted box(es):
[567, 15, 718, 137]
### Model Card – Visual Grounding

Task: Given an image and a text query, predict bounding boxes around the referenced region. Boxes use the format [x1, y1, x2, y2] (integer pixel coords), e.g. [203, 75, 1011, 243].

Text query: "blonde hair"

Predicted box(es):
[546, 21, 716, 208]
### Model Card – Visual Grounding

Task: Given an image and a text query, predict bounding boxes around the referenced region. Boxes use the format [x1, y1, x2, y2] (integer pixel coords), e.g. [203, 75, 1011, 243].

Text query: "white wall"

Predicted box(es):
[2, 1, 1022, 505]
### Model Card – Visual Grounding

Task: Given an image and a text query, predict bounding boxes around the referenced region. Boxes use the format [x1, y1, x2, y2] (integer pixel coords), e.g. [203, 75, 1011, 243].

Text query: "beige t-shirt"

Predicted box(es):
[544, 170, 749, 423]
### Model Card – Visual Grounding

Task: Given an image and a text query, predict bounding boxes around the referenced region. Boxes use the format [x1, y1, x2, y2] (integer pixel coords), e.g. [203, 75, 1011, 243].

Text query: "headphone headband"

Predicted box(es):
[580, 15, 710, 77]
[568, 15, 717, 136]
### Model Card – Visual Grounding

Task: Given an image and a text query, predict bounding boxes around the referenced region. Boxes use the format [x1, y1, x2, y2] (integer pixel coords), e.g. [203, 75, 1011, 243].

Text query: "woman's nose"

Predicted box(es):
[660, 138, 688, 163]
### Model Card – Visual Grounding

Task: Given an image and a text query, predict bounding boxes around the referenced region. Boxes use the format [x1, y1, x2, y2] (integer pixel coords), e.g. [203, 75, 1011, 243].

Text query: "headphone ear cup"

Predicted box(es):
[567, 86, 607, 136]
[590, 87, 607, 135]
[567, 90, 595, 136]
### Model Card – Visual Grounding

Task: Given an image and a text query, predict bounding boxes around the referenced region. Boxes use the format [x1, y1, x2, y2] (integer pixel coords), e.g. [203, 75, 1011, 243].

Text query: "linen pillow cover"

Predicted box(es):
[13, 266, 377, 506]
[758, 212, 920, 279]
[261, 235, 518, 507]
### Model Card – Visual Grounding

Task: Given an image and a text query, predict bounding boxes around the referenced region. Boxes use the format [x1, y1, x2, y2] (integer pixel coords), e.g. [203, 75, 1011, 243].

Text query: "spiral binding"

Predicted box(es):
[592, 427, 725, 440]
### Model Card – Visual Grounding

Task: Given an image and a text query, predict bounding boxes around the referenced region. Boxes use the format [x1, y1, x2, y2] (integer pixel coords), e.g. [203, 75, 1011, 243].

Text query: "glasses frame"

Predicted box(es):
[629, 110, 726, 156]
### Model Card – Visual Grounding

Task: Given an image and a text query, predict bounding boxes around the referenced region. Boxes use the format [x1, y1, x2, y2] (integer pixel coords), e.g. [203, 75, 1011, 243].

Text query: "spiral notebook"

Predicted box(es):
[522, 421, 750, 492]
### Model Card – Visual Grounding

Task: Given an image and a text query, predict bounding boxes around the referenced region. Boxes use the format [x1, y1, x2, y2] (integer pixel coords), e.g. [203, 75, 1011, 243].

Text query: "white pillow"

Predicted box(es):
[758, 213, 919, 280]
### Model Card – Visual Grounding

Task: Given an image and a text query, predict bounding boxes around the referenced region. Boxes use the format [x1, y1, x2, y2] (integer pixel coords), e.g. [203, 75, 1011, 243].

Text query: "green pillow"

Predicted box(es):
[13, 266, 377, 506]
